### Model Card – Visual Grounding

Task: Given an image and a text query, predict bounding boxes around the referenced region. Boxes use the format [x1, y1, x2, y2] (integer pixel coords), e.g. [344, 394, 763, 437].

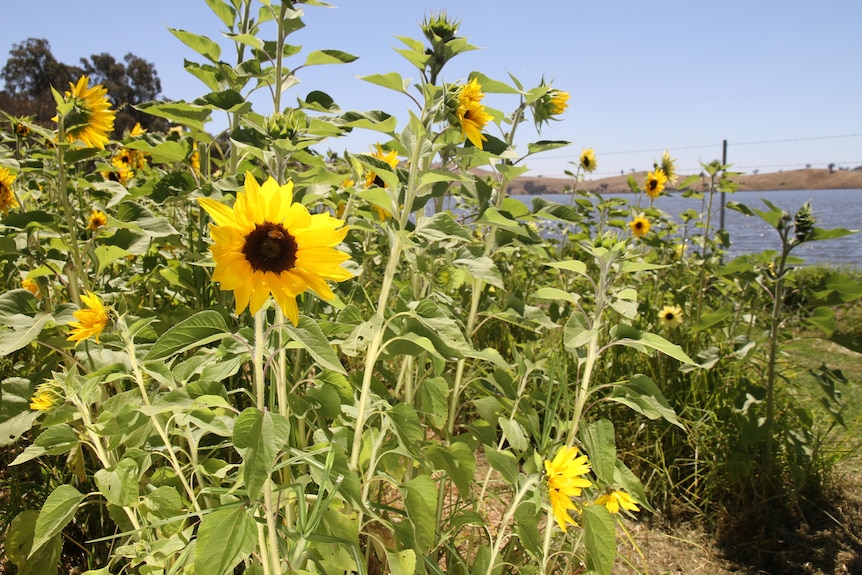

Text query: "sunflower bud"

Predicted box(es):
[793, 201, 815, 243]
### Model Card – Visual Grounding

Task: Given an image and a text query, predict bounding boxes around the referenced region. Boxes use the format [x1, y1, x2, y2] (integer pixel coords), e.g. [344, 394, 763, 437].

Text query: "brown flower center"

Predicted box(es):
[242, 221, 298, 273]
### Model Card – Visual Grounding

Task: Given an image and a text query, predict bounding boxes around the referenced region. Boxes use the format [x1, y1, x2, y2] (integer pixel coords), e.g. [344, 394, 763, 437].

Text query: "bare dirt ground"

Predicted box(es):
[508, 168, 862, 196]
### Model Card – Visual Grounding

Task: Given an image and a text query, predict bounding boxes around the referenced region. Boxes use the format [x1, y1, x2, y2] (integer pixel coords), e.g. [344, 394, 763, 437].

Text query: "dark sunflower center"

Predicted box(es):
[242, 221, 298, 273]
[583, 158, 591, 168]
[665, 313, 674, 320]
[648, 179, 658, 191]
[635, 221, 644, 229]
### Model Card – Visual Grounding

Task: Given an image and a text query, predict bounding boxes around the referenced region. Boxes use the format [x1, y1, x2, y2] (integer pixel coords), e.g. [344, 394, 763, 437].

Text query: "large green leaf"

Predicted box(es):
[94, 458, 139, 507]
[194, 506, 257, 575]
[583, 504, 616, 575]
[233, 408, 283, 501]
[6, 510, 62, 575]
[303, 49, 359, 66]
[581, 419, 616, 485]
[282, 316, 346, 374]
[145, 310, 230, 361]
[609, 324, 696, 365]
[358, 72, 410, 94]
[135, 101, 212, 132]
[169, 28, 222, 62]
[402, 475, 438, 554]
[425, 441, 475, 499]
[609, 374, 684, 430]
[30, 485, 85, 559]
[483, 446, 520, 485]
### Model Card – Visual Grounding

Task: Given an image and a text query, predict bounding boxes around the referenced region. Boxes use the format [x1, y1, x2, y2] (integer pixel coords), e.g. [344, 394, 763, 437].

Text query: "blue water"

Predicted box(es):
[517, 189, 862, 267]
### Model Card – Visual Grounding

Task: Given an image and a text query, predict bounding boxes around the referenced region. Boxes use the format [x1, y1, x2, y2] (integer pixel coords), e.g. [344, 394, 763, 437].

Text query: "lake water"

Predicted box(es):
[517, 189, 862, 267]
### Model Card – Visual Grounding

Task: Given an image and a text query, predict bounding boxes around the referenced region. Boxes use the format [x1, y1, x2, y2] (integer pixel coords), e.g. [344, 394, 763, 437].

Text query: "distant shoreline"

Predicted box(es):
[508, 167, 862, 195]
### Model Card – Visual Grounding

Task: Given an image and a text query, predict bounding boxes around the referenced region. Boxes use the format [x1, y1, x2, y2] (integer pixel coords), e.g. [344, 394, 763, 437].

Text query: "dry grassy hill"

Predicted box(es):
[506, 167, 862, 195]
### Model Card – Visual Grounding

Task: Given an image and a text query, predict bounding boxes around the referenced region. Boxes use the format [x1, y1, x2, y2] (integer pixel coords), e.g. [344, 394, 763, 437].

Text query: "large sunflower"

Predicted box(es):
[456, 78, 493, 149]
[0, 166, 18, 214]
[56, 76, 116, 149]
[199, 172, 353, 325]
[629, 215, 651, 238]
[545, 446, 593, 532]
[644, 168, 668, 199]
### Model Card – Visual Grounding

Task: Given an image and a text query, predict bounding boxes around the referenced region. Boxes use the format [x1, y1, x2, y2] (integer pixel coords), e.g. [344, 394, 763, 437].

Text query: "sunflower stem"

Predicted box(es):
[54, 139, 86, 305]
[254, 309, 267, 409]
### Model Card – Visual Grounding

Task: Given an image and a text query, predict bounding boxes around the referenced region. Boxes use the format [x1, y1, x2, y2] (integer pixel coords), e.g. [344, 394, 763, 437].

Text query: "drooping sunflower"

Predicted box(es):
[67, 291, 110, 344]
[579, 148, 597, 173]
[658, 304, 683, 330]
[198, 172, 353, 325]
[30, 388, 58, 411]
[548, 89, 570, 115]
[456, 78, 493, 149]
[629, 215, 651, 238]
[56, 76, 116, 149]
[88, 209, 107, 231]
[659, 150, 678, 186]
[595, 489, 640, 514]
[644, 168, 668, 199]
[0, 166, 19, 214]
[545, 446, 593, 532]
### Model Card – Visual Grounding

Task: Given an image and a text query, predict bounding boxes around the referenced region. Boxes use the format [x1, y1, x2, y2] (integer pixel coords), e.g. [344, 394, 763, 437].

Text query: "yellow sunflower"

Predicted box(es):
[629, 215, 650, 238]
[22, 278, 40, 297]
[56, 76, 116, 149]
[659, 150, 678, 186]
[579, 148, 597, 173]
[548, 89, 569, 115]
[67, 291, 110, 344]
[456, 78, 493, 149]
[129, 122, 147, 137]
[0, 166, 19, 215]
[595, 489, 640, 514]
[658, 304, 683, 330]
[30, 389, 57, 411]
[545, 446, 593, 532]
[644, 168, 668, 199]
[198, 171, 353, 325]
[364, 144, 399, 188]
[88, 209, 107, 231]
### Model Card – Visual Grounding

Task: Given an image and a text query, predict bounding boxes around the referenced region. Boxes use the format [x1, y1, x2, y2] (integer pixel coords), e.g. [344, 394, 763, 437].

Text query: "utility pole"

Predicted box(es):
[719, 139, 727, 230]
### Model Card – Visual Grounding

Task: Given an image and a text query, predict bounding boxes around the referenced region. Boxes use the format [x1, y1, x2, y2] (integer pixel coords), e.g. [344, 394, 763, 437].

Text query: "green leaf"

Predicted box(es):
[527, 140, 570, 155]
[402, 475, 438, 554]
[425, 441, 476, 500]
[609, 324, 696, 365]
[383, 547, 416, 575]
[93, 245, 130, 274]
[6, 510, 62, 575]
[145, 310, 230, 361]
[0, 313, 52, 356]
[498, 417, 529, 452]
[484, 446, 520, 485]
[454, 255, 504, 289]
[94, 459, 139, 507]
[358, 72, 410, 94]
[303, 49, 359, 66]
[233, 408, 280, 501]
[808, 226, 857, 242]
[564, 312, 598, 351]
[169, 28, 222, 62]
[609, 374, 684, 429]
[468, 72, 519, 94]
[115, 201, 179, 237]
[125, 139, 191, 164]
[135, 101, 212, 132]
[195, 89, 251, 113]
[204, 0, 236, 28]
[414, 212, 473, 243]
[282, 316, 347, 374]
[581, 419, 616, 485]
[690, 303, 734, 333]
[582, 504, 616, 575]
[30, 485, 85, 559]
[475, 207, 529, 236]
[546, 259, 589, 277]
[531, 287, 577, 305]
[194, 506, 257, 575]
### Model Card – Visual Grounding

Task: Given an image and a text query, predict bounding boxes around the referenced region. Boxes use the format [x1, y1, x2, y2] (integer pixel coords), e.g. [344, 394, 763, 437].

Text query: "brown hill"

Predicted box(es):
[507, 168, 862, 195]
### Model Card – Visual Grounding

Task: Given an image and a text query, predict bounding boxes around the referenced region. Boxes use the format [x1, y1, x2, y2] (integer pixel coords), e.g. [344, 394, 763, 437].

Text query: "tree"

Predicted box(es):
[1, 38, 166, 134]
[0, 38, 82, 122]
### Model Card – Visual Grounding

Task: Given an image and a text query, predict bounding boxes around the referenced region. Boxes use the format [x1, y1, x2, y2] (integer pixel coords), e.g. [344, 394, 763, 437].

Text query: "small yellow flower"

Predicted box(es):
[14, 121, 31, 138]
[0, 166, 19, 214]
[88, 209, 107, 231]
[579, 148, 597, 173]
[190, 142, 201, 176]
[55, 75, 116, 149]
[629, 215, 650, 238]
[129, 122, 147, 137]
[658, 304, 683, 330]
[456, 78, 493, 150]
[67, 292, 110, 344]
[30, 389, 57, 411]
[548, 90, 569, 115]
[595, 489, 640, 514]
[644, 168, 668, 199]
[21, 277, 40, 297]
[545, 446, 593, 532]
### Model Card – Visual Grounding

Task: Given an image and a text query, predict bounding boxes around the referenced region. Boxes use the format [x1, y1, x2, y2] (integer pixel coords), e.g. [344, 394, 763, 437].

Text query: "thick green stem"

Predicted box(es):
[763, 231, 791, 475]
[55, 141, 86, 304]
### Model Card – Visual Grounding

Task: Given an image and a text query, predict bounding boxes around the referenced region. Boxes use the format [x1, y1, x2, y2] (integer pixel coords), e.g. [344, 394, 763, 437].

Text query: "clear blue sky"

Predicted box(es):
[3, 0, 861, 178]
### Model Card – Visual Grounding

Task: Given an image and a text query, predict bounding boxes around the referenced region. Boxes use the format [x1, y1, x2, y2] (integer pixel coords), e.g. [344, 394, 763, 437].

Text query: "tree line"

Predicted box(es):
[0, 38, 167, 135]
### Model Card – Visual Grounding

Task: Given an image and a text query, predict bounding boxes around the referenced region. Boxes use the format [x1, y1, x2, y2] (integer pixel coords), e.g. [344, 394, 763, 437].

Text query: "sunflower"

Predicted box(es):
[129, 122, 147, 137]
[30, 389, 58, 411]
[21, 278, 40, 297]
[629, 215, 650, 238]
[88, 209, 107, 231]
[659, 150, 678, 186]
[56, 76, 116, 149]
[658, 304, 683, 330]
[595, 489, 640, 514]
[14, 120, 31, 138]
[644, 168, 668, 199]
[190, 142, 201, 176]
[0, 166, 18, 214]
[456, 78, 493, 149]
[579, 148, 597, 173]
[198, 171, 353, 325]
[545, 446, 593, 532]
[364, 144, 399, 188]
[67, 291, 110, 344]
[548, 90, 570, 115]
